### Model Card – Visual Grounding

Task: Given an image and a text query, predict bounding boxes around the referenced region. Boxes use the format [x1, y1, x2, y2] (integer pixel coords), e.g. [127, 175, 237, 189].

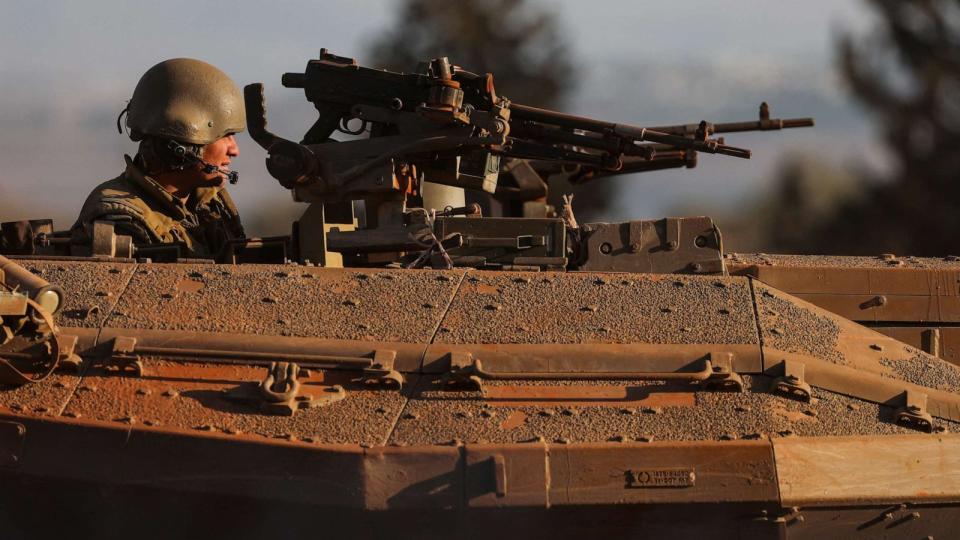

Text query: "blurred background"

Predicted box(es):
[1, 0, 954, 255]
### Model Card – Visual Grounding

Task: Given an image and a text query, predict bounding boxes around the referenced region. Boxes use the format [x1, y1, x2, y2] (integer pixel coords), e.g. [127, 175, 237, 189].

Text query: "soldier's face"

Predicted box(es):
[198, 134, 240, 186]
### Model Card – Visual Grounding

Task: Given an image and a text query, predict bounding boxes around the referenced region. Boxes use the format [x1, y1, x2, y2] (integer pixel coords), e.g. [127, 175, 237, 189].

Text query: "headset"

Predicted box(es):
[166, 140, 239, 185]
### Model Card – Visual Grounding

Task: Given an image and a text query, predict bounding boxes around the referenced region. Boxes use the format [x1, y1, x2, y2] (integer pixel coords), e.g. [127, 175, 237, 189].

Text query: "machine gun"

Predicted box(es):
[246, 49, 813, 271]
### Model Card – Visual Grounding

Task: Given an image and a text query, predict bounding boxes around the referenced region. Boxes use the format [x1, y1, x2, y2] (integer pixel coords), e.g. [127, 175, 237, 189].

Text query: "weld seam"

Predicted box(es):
[379, 374, 424, 447]
[747, 276, 767, 372]
[418, 269, 469, 369]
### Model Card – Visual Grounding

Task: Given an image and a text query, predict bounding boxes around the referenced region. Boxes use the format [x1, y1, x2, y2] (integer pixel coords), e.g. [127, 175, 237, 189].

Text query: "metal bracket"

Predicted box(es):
[704, 352, 744, 392]
[443, 351, 483, 391]
[771, 360, 812, 402]
[361, 349, 404, 389]
[91, 220, 134, 259]
[665, 217, 680, 251]
[895, 390, 934, 432]
[0, 421, 26, 469]
[493, 454, 507, 497]
[921, 329, 942, 357]
[56, 333, 82, 372]
[109, 336, 143, 377]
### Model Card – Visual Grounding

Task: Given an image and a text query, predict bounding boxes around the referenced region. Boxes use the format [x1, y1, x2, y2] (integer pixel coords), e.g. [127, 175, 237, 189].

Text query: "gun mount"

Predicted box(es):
[246, 49, 812, 270]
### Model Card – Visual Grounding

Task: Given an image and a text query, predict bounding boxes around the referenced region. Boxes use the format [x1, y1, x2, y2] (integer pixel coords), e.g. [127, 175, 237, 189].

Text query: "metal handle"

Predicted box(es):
[470, 357, 715, 381]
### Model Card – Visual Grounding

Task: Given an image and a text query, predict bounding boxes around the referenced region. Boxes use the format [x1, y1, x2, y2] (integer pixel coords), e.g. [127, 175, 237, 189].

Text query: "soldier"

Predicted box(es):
[72, 58, 246, 259]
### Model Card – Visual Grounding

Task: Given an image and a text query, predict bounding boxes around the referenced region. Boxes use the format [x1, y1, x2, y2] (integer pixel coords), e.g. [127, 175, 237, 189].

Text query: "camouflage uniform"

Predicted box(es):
[72, 155, 244, 259]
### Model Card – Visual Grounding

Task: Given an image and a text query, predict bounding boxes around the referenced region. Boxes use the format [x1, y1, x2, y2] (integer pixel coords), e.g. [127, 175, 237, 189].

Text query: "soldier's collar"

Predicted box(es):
[192, 186, 221, 208]
[123, 155, 190, 220]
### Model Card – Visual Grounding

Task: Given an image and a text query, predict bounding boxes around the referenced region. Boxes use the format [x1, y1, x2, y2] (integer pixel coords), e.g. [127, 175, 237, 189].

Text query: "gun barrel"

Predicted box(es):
[282, 72, 306, 88]
[510, 103, 617, 133]
[649, 117, 815, 136]
[510, 103, 751, 159]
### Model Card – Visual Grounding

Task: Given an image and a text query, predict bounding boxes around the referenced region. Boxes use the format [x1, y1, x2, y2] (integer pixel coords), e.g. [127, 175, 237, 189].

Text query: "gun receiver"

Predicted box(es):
[245, 49, 814, 269]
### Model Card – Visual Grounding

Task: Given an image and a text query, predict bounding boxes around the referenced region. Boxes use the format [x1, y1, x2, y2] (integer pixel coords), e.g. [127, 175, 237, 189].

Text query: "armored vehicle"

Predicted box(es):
[1, 51, 958, 539]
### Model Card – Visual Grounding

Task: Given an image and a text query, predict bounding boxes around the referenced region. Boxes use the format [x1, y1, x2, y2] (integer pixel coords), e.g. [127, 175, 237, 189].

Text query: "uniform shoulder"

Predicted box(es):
[76, 173, 154, 224]
[73, 171, 181, 244]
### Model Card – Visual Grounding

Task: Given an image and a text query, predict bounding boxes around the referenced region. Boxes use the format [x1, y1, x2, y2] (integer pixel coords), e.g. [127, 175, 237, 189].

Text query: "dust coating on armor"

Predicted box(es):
[435, 272, 757, 345]
[20, 261, 136, 328]
[730, 253, 960, 269]
[879, 354, 960, 394]
[64, 360, 415, 445]
[752, 281, 846, 365]
[0, 374, 82, 419]
[106, 265, 466, 342]
[387, 376, 928, 446]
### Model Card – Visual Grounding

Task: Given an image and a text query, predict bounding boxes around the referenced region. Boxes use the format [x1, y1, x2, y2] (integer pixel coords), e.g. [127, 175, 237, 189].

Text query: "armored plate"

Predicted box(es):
[3, 259, 960, 539]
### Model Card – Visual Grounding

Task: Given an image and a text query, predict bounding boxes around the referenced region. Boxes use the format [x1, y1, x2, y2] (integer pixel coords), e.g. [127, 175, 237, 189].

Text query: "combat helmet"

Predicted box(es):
[126, 58, 245, 145]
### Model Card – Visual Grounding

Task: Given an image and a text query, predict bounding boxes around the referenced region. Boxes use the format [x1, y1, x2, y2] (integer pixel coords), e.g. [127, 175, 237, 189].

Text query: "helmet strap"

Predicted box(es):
[116, 104, 130, 135]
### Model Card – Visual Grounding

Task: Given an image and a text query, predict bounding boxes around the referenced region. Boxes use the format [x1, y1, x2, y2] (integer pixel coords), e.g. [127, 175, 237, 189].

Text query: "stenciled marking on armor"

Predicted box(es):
[625, 468, 696, 488]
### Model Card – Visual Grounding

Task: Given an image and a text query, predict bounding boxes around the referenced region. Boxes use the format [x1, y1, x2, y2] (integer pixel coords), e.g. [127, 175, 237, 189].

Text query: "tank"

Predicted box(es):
[1, 51, 959, 539]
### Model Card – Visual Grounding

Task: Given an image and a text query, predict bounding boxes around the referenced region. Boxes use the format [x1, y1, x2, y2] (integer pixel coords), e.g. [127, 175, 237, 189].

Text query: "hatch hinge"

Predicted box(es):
[894, 390, 934, 432]
[770, 360, 811, 401]
[108, 336, 143, 376]
[704, 351, 744, 392]
[224, 361, 346, 416]
[443, 351, 483, 391]
[361, 349, 404, 389]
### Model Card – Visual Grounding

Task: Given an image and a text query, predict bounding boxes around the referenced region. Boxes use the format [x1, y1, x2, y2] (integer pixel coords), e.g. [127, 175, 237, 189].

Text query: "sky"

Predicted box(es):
[0, 0, 879, 235]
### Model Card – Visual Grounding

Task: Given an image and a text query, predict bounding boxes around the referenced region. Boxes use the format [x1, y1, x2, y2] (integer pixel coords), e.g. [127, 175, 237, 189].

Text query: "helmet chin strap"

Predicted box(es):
[167, 140, 239, 185]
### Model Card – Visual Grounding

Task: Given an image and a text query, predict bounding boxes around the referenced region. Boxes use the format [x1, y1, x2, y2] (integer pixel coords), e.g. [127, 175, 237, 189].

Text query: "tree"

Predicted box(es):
[366, 0, 616, 221]
[761, 0, 960, 255]
[367, 0, 573, 109]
